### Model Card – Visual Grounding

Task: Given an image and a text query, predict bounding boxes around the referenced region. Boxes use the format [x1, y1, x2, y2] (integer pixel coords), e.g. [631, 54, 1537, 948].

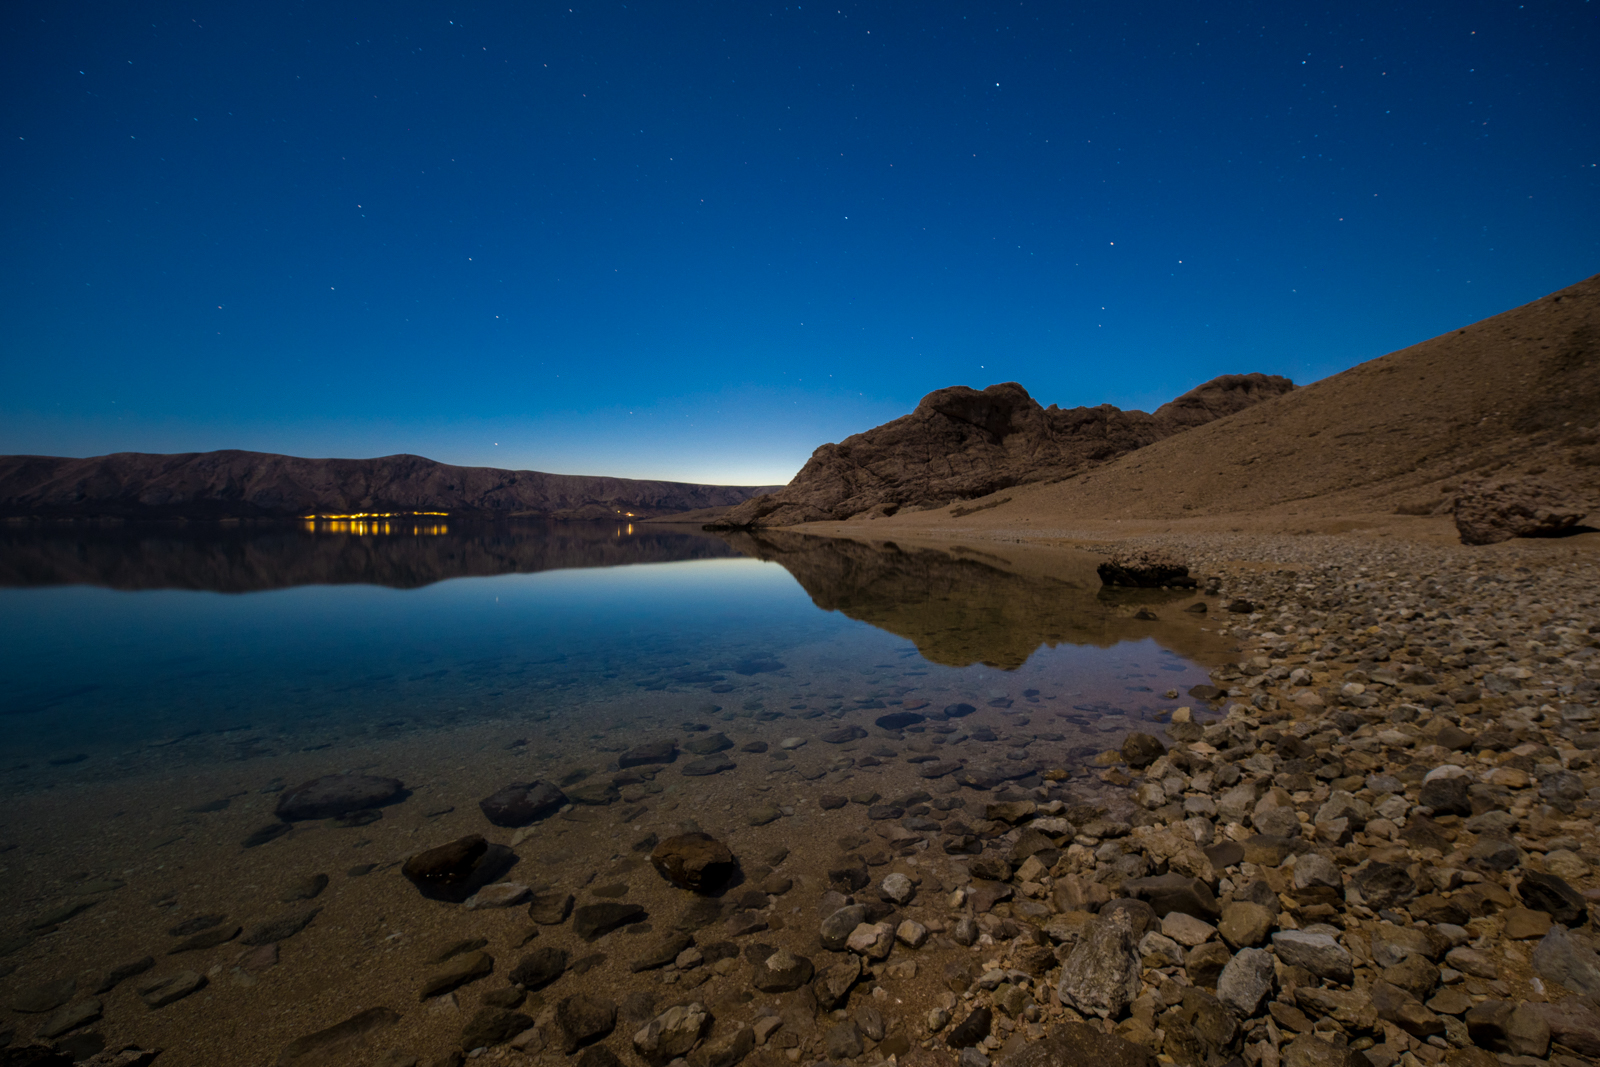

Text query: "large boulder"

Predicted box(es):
[1453, 477, 1589, 545]
[1097, 549, 1197, 588]
[1056, 911, 1141, 1019]
[275, 774, 404, 821]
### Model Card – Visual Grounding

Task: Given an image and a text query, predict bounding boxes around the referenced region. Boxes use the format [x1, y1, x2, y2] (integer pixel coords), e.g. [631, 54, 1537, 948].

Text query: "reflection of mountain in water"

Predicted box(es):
[0, 522, 738, 593]
[716, 530, 1204, 669]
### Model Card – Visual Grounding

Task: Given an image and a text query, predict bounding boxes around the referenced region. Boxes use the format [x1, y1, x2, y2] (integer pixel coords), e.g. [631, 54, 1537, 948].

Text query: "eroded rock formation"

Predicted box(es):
[709, 374, 1294, 527]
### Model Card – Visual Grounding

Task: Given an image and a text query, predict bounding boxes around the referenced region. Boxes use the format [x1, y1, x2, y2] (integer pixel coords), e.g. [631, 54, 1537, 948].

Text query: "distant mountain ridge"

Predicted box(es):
[0, 450, 780, 520]
[710, 372, 1296, 527]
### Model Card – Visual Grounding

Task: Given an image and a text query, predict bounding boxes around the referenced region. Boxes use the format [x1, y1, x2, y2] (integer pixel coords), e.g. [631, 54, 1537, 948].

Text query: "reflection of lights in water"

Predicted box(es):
[614, 523, 635, 537]
[301, 514, 449, 536]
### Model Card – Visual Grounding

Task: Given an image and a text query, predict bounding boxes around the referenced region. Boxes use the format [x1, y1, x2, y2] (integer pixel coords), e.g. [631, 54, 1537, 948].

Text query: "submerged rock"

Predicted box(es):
[573, 902, 646, 941]
[274, 774, 404, 821]
[401, 834, 516, 903]
[275, 1006, 401, 1066]
[650, 833, 737, 892]
[478, 781, 566, 827]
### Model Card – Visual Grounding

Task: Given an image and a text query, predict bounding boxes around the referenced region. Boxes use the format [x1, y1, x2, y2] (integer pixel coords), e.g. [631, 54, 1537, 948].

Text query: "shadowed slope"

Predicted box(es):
[0, 450, 781, 521]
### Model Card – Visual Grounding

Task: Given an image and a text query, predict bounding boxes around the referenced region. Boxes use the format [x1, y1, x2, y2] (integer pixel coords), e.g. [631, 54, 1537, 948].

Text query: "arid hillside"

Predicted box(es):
[853, 272, 1600, 532]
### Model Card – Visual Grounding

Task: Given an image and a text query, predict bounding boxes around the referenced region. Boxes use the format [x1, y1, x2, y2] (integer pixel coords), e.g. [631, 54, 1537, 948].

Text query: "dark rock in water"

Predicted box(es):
[274, 774, 404, 822]
[651, 833, 737, 892]
[1519, 871, 1588, 927]
[241, 908, 321, 946]
[740, 740, 768, 753]
[945, 703, 977, 717]
[680, 755, 735, 776]
[95, 956, 154, 994]
[401, 835, 516, 903]
[242, 822, 293, 849]
[821, 725, 867, 744]
[556, 993, 617, 1052]
[328, 809, 381, 828]
[573, 903, 646, 941]
[875, 711, 926, 730]
[819, 794, 848, 810]
[478, 781, 566, 827]
[683, 732, 732, 756]
[947, 1007, 992, 1049]
[619, 741, 678, 767]
[509, 947, 570, 990]
[576, 1046, 625, 1067]
[1097, 549, 1197, 588]
[281, 874, 329, 902]
[483, 986, 527, 1009]
[0, 1045, 74, 1066]
[169, 925, 241, 954]
[1121, 733, 1165, 769]
[459, 1008, 534, 1052]
[674, 899, 726, 932]
[916, 760, 962, 780]
[35, 995, 101, 1040]
[630, 934, 694, 973]
[9, 978, 75, 1013]
[168, 913, 227, 937]
[138, 970, 206, 1009]
[275, 1004, 403, 1062]
[420, 950, 494, 999]
[528, 892, 575, 925]
[431, 938, 489, 963]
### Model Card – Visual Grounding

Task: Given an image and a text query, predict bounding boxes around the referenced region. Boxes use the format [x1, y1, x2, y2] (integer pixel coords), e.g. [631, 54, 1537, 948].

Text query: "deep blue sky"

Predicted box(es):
[4, 2, 1596, 485]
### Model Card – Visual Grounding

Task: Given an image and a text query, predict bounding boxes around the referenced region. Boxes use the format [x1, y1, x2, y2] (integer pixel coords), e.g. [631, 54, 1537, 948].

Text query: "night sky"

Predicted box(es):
[4, 3, 1596, 485]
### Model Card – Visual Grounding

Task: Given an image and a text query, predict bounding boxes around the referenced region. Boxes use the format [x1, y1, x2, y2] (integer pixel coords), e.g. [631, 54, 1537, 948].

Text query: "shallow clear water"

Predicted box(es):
[0, 521, 1217, 769]
[0, 520, 1232, 1064]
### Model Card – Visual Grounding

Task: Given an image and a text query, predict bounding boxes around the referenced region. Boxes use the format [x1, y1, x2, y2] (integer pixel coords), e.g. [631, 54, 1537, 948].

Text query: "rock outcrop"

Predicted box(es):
[707, 374, 1294, 527]
[1453, 477, 1590, 545]
[0, 450, 780, 521]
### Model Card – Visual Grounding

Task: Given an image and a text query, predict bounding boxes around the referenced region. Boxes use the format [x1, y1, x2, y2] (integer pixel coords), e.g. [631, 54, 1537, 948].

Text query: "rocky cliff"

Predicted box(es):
[709, 373, 1295, 527]
[0, 450, 780, 521]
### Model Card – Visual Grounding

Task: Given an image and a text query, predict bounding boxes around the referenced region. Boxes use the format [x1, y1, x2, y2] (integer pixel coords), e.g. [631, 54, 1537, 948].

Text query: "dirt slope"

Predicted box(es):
[849, 272, 1600, 533]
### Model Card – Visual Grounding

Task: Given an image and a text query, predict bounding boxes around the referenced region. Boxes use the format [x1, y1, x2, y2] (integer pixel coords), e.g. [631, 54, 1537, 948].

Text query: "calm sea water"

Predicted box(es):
[0, 520, 1217, 770]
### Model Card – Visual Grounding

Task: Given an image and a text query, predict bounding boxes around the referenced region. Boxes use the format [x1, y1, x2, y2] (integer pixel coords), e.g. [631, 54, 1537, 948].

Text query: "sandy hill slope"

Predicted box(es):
[712, 373, 1295, 527]
[0, 450, 780, 521]
[852, 272, 1600, 532]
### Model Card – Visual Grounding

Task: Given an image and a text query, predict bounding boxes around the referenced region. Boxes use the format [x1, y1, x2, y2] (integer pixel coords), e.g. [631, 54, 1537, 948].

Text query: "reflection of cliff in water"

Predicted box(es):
[0, 521, 738, 593]
[716, 529, 1207, 670]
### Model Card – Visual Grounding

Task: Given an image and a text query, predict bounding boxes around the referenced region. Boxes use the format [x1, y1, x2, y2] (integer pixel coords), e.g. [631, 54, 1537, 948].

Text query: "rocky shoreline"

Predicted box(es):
[2, 531, 1597, 1067]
